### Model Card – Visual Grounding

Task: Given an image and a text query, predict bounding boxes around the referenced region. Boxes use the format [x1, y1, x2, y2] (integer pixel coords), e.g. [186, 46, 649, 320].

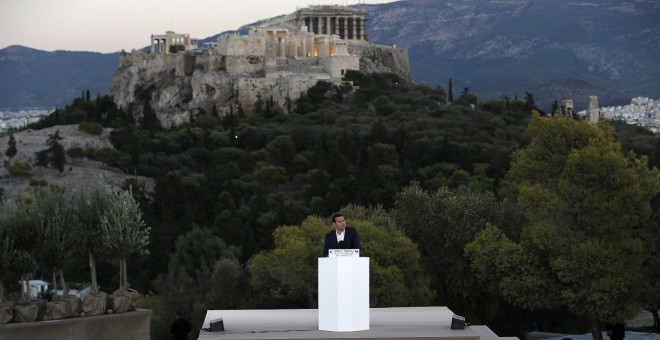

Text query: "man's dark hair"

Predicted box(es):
[331, 213, 344, 223]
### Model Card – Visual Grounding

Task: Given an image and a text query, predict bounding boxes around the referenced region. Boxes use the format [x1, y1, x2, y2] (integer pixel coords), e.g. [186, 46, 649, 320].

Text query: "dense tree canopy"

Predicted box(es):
[247, 216, 434, 308]
[390, 182, 525, 328]
[466, 113, 660, 339]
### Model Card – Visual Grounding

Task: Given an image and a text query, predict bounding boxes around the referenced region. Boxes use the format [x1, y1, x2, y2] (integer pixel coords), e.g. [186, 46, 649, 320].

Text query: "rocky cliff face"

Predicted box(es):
[109, 42, 411, 128]
[352, 44, 411, 80]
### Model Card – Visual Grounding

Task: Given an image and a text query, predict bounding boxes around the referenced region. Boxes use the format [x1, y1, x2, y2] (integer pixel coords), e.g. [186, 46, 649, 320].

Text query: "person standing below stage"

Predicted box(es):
[323, 213, 361, 257]
[605, 323, 625, 340]
[170, 310, 192, 340]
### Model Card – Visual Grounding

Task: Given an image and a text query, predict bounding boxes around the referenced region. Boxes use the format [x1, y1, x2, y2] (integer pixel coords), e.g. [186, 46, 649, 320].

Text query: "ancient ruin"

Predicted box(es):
[150, 31, 198, 54]
[588, 95, 602, 123]
[560, 100, 573, 116]
[110, 5, 411, 128]
[257, 5, 368, 41]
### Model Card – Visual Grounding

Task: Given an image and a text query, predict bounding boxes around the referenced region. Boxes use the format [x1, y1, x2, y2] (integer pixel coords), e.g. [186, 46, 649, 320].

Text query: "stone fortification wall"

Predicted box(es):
[237, 74, 333, 112]
[273, 59, 322, 74]
[218, 35, 267, 74]
[195, 54, 226, 72]
[324, 55, 360, 79]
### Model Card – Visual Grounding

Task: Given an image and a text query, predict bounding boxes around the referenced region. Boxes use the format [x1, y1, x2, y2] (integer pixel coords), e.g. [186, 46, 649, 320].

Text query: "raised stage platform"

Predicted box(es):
[199, 306, 518, 340]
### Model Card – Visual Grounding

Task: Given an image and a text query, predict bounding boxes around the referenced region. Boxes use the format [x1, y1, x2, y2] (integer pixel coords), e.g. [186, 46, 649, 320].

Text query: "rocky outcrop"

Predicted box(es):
[351, 44, 412, 80]
[109, 42, 411, 128]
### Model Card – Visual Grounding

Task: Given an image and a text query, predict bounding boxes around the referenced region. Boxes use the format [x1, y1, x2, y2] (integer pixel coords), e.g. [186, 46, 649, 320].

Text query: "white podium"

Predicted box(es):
[317, 256, 369, 332]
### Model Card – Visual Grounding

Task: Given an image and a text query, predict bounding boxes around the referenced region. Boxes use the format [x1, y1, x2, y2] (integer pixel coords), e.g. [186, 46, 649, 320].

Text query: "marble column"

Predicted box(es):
[302, 36, 307, 57]
[330, 17, 338, 34]
[351, 17, 357, 40]
[356, 18, 364, 40]
[343, 17, 348, 40]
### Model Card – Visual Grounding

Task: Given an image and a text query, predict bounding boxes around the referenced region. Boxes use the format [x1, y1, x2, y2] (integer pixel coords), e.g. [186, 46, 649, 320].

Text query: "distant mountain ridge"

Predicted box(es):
[362, 0, 660, 111]
[0, 45, 119, 110]
[1, 0, 659, 112]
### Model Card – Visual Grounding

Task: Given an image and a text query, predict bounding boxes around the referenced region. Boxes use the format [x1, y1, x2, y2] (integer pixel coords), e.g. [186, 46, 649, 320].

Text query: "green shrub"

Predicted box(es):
[169, 44, 185, 53]
[7, 161, 31, 178]
[29, 178, 48, 187]
[79, 122, 104, 135]
[67, 146, 86, 158]
[90, 147, 122, 166]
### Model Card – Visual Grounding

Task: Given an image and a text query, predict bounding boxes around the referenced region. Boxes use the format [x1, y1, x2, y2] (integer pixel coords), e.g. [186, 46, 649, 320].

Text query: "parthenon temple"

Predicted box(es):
[258, 5, 368, 41]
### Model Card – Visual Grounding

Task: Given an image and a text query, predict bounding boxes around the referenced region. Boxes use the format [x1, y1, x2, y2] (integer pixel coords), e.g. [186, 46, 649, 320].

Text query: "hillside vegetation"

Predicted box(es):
[4, 72, 660, 339]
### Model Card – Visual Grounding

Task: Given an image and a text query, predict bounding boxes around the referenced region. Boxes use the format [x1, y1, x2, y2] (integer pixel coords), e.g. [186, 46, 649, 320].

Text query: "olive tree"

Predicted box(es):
[0, 207, 33, 304]
[1, 196, 38, 303]
[100, 187, 149, 293]
[30, 187, 79, 295]
[75, 184, 114, 295]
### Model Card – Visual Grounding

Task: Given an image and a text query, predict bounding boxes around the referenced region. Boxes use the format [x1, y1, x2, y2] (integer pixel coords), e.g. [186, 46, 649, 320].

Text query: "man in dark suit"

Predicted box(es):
[170, 310, 192, 340]
[323, 213, 361, 257]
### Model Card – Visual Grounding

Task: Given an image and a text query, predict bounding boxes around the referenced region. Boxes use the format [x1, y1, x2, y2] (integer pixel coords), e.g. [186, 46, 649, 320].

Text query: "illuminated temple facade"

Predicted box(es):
[216, 5, 367, 78]
[260, 5, 367, 41]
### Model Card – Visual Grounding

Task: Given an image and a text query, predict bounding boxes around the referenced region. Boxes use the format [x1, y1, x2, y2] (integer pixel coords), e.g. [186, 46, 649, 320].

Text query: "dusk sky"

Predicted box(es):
[1, 0, 387, 53]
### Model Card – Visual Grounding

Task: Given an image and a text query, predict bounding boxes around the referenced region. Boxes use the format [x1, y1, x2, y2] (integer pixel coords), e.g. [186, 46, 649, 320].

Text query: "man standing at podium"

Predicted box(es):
[323, 213, 361, 256]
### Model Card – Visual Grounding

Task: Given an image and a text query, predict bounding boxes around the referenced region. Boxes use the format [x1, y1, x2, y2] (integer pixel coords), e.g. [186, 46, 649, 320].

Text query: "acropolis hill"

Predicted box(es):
[110, 5, 411, 128]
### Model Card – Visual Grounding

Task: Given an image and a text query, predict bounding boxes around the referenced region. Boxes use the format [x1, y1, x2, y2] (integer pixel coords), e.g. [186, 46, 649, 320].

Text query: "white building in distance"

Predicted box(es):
[578, 97, 660, 134]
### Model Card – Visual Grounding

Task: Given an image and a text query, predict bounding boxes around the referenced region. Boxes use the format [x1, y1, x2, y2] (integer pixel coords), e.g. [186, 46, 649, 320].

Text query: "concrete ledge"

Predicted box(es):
[0, 308, 151, 340]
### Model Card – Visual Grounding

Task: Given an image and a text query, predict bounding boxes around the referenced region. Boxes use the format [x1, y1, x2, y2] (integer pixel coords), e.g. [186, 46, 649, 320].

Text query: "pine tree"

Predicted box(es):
[47, 130, 66, 173]
[34, 129, 65, 173]
[237, 102, 245, 116]
[5, 134, 17, 160]
[448, 78, 453, 103]
[524, 91, 537, 113]
[285, 96, 292, 114]
[254, 93, 263, 114]
[140, 102, 161, 131]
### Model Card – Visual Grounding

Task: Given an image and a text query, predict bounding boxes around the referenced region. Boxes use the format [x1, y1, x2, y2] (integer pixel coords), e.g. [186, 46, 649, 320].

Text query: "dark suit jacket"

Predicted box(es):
[323, 227, 361, 257]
